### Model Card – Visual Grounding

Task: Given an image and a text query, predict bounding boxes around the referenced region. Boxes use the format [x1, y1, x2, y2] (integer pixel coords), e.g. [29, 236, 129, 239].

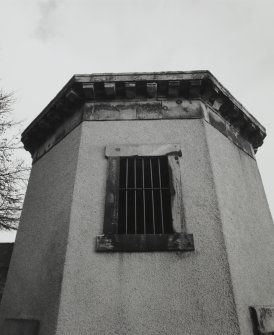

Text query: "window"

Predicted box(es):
[118, 156, 173, 235]
[96, 144, 194, 252]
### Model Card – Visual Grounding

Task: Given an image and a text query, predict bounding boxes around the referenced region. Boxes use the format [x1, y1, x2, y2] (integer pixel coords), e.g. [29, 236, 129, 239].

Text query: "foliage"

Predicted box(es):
[0, 89, 29, 230]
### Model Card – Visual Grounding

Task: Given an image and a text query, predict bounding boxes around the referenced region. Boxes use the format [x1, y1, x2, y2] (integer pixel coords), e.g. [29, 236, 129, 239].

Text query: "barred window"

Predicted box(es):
[118, 156, 173, 234]
[96, 144, 194, 252]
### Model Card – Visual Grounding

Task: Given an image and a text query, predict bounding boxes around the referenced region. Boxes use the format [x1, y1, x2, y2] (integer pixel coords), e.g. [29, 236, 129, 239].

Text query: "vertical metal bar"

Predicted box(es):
[134, 158, 137, 234]
[158, 158, 164, 234]
[142, 158, 146, 234]
[125, 158, 128, 234]
[150, 158, 155, 234]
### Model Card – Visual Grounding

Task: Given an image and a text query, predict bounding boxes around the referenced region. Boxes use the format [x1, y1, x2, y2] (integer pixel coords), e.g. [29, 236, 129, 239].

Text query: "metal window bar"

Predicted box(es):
[150, 158, 156, 234]
[134, 158, 137, 234]
[120, 188, 169, 190]
[142, 158, 146, 234]
[125, 158, 128, 234]
[158, 157, 165, 234]
[119, 156, 171, 235]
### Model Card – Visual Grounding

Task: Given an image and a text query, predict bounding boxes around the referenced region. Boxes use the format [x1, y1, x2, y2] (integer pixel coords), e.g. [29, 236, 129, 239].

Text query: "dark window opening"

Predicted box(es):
[118, 156, 173, 234]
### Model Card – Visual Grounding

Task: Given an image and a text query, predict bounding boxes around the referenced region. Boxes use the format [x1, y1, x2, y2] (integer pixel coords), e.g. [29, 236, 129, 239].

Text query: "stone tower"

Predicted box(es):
[0, 71, 274, 335]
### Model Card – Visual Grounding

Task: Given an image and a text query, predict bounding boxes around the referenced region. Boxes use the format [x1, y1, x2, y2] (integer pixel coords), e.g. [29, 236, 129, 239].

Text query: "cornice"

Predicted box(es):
[21, 71, 266, 157]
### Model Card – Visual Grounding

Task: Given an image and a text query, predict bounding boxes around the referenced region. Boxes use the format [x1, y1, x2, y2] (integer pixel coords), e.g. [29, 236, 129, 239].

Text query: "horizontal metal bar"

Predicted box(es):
[120, 187, 169, 190]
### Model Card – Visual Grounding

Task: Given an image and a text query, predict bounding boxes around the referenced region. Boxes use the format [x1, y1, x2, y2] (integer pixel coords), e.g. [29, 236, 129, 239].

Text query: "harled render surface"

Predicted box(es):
[0, 244, 13, 303]
[0, 71, 273, 335]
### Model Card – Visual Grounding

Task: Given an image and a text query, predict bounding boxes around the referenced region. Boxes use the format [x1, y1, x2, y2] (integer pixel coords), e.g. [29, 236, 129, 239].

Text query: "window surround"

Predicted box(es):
[96, 144, 194, 252]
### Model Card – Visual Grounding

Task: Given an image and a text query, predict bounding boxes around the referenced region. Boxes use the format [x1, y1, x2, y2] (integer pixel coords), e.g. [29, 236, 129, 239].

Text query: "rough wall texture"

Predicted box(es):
[55, 119, 240, 335]
[0, 126, 82, 335]
[205, 121, 274, 335]
[0, 244, 13, 304]
[1, 109, 271, 334]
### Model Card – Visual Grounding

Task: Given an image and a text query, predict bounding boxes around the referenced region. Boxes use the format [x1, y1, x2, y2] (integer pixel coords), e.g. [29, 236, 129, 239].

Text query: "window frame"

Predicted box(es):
[96, 144, 194, 252]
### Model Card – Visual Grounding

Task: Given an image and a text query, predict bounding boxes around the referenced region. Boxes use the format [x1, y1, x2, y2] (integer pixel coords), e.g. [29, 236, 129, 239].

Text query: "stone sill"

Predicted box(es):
[96, 233, 194, 252]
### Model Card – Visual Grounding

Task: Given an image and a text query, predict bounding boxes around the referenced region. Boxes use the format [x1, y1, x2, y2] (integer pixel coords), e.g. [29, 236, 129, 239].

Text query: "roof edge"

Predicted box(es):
[21, 70, 266, 154]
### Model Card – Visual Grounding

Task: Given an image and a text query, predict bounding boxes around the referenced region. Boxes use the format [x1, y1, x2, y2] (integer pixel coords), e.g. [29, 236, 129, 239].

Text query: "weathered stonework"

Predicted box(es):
[0, 71, 273, 335]
[21, 71, 265, 162]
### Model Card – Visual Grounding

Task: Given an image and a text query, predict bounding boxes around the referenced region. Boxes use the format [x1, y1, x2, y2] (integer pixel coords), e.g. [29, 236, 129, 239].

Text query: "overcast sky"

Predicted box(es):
[1, 0, 274, 241]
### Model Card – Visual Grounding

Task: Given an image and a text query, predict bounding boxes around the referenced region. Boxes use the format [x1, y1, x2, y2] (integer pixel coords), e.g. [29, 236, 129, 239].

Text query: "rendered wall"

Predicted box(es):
[55, 118, 240, 335]
[1, 110, 269, 334]
[205, 122, 274, 335]
[0, 126, 82, 335]
[0, 244, 13, 304]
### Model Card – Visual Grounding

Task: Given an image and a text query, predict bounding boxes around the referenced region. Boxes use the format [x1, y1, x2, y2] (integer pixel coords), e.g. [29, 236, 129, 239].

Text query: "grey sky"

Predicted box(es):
[35, 0, 59, 42]
[0, 0, 274, 241]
